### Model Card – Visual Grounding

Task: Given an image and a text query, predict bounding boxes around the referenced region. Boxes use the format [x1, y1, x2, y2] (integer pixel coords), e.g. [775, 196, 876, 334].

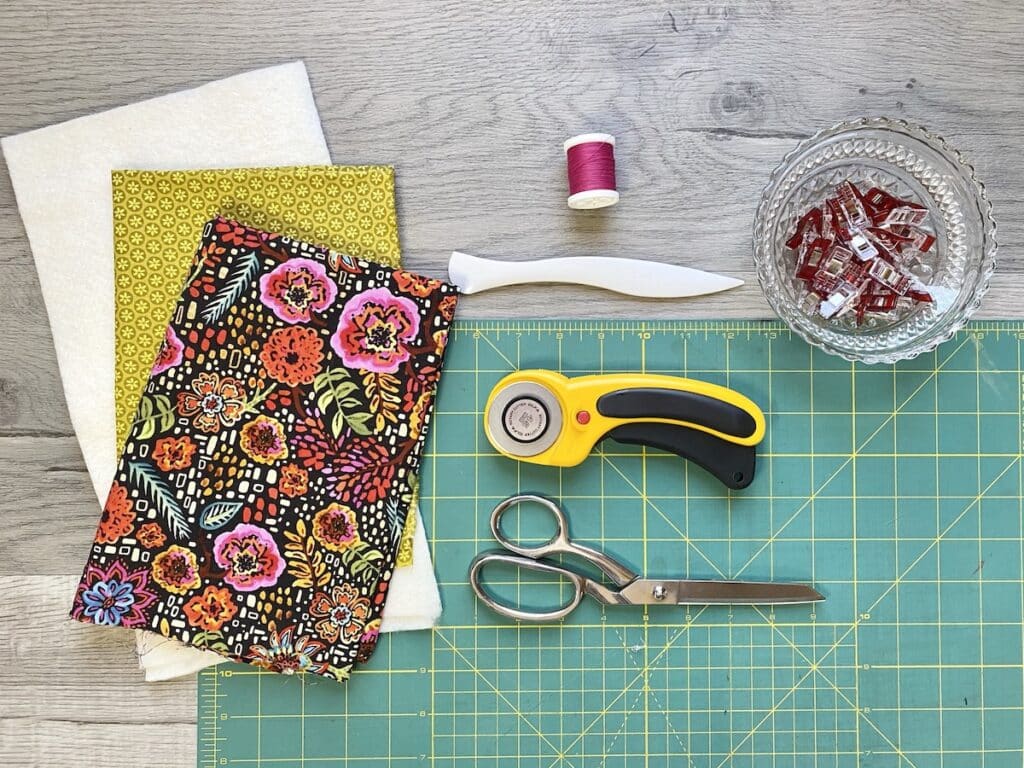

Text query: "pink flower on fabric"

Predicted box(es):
[259, 258, 338, 324]
[331, 288, 419, 374]
[152, 325, 185, 375]
[213, 523, 286, 592]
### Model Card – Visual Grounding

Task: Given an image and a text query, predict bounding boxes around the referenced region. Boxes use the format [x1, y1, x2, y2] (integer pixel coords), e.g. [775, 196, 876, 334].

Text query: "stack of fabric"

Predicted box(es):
[3, 62, 454, 683]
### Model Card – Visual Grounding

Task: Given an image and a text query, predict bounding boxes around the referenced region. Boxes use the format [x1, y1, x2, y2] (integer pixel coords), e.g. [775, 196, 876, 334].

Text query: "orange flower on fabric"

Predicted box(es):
[278, 463, 308, 498]
[136, 522, 167, 549]
[310, 584, 371, 643]
[260, 326, 324, 386]
[312, 503, 360, 552]
[394, 270, 442, 298]
[176, 372, 246, 433]
[438, 294, 457, 322]
[151, 545, 202, 595]
[183, 585, 238, 631]
[152, 435, 197, 472]
[239, 415, 289, 464]
[97, 483, 135, 543]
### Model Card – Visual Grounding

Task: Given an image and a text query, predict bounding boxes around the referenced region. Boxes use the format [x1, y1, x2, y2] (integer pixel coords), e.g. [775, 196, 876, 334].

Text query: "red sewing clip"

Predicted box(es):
[787, 181, 937, 323]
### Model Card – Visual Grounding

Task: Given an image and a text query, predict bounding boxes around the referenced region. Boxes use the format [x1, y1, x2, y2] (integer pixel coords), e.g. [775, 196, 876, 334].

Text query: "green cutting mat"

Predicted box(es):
[198, 319, 1024, 768]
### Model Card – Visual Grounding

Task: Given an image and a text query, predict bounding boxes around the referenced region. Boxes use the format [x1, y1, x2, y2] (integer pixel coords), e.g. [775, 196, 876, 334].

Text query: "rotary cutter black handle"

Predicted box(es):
[596, 388, 758, 440]
[606, 423, 757, 489]
[597, 387, 759, 489]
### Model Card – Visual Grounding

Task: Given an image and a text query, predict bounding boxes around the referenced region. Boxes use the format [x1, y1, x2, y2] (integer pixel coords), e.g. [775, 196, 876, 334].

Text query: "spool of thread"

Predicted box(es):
[564, 133, 619, 210]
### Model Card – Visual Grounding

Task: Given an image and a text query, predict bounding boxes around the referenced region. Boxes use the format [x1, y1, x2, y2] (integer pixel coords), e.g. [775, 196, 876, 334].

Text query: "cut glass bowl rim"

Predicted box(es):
[753, 117, 997, 364]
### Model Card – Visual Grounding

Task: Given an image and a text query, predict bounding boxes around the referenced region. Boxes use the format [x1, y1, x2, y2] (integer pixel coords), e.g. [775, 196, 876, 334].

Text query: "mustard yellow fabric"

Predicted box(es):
[112, 165, 419, 564]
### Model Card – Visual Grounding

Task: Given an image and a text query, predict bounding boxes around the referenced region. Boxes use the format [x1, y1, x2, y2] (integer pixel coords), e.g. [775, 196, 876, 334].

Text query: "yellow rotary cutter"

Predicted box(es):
[484, 371, 766, 489]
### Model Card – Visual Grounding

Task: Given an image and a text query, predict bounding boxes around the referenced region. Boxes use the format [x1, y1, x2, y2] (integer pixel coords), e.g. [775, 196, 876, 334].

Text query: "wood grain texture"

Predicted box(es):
[0, 1, 1021, 766]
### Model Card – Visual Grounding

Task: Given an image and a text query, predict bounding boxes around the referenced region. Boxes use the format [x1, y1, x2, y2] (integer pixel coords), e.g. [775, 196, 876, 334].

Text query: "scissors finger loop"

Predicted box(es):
[490, 494, 571, 558]
[469, 551, 585, 622]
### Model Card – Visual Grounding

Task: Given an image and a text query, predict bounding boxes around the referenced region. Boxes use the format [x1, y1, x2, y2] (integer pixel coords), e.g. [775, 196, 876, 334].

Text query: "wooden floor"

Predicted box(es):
[1, 2, 1021, 766]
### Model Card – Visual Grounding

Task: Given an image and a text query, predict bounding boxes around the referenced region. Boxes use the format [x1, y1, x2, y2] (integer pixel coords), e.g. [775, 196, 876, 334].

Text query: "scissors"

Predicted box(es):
[469, 494, 824, 622]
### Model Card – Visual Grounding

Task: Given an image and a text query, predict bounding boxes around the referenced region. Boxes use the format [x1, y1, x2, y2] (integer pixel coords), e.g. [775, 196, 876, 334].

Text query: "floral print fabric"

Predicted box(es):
[72, 217, 457, 682]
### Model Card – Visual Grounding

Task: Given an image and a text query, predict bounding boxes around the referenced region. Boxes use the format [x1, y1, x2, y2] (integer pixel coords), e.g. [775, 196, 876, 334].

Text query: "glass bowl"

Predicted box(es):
[753, 118, 997, 364]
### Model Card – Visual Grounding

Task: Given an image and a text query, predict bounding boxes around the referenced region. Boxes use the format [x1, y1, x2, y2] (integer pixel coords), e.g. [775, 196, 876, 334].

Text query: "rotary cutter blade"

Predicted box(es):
[484, 371, 766, 489]
[486, 380, 564, 457]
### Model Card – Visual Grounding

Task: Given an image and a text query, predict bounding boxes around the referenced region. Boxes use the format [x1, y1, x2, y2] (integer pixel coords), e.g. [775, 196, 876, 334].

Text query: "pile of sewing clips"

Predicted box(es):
[787, 180, 937, 323]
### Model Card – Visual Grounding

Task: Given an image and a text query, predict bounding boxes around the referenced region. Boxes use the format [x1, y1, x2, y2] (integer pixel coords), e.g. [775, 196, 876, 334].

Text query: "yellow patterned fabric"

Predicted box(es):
[112, 166, 417, 565]
[396, 483, 419, 566]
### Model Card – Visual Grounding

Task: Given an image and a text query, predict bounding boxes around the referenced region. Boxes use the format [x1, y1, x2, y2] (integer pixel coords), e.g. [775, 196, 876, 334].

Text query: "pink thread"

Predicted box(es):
[566, 140, 616, 196]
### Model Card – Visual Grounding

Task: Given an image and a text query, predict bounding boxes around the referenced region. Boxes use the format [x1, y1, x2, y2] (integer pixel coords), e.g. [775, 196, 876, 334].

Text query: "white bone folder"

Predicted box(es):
[448, 251, 743, 298]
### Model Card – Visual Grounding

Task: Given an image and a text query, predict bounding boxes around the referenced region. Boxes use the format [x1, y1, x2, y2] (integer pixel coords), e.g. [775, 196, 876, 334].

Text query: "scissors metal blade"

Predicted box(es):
[618, 579, 824, 606]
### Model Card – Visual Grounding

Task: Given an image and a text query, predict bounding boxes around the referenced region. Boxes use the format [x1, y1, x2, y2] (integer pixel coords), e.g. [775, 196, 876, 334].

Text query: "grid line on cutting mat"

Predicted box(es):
[198, 320, 1024, 768]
